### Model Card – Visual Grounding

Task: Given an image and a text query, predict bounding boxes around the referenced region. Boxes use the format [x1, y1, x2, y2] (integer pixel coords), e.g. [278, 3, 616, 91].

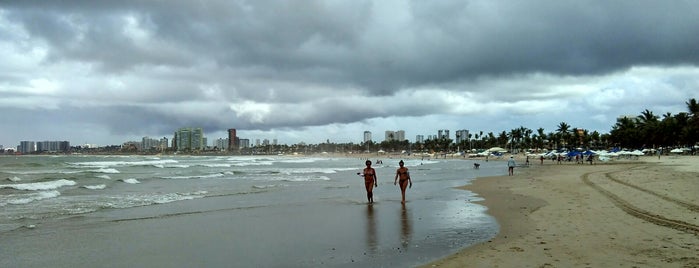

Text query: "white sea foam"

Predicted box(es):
[94, 168, 120, 174]
[6, 191, 61, 205]
[0, 179, 76, 191]
[200, 163, 232, 168]
[252, 184, 278, 189]
[121, 178, 141, 184]
[162, 164, 190, 168]
[7, 176, 22, 182]
[282, 176, 331, 182]
[161, 173, 226, 180]
[103, 191, 207, 208]
[71, 159, 179, 168]
[83, 184, 107, 190]
[96, 175, 111, 180]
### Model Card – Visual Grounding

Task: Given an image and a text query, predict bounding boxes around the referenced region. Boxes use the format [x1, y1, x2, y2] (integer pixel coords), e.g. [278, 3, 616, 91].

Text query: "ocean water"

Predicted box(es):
[0, 155, 505, 267]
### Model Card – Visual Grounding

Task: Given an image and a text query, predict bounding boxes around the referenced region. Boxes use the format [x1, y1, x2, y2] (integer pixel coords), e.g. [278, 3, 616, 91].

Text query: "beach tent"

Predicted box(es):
[670, 148, 684, 154]
[629, 150, 644, 156]
[583, 150, 596, 156]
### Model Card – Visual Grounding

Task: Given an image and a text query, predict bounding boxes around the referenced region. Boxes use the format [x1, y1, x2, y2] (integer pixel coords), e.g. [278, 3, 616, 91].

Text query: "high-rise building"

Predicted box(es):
[385, 131, 395, 141]
[174, 127, 205, 151]
[227, 129, 238, 150]
[215, 138, 229, 150]
[35, 141, 70, 153]
[438, 129, 450, 140]
[415, 135, 425, 143]
[395, 130, 406, 142]
[455, 129, 470, 144]
[363, 131, 372, 143]
[141, 136, 161, 151]
[159, 137, 169, 150]
[19, 141, 35, 154]
[239, 139, 250, 148]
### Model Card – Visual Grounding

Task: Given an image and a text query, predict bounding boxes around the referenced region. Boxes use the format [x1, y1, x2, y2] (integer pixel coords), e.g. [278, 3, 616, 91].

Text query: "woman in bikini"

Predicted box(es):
[362, 160, 378, 203]
[393, 160, 412, 204]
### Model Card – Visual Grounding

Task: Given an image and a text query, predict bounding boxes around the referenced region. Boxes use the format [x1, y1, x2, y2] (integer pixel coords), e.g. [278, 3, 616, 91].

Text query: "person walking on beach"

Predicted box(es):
[393, 160, 412, 204]
[361, 160, 378, 203]
[507, 156, 516, 176]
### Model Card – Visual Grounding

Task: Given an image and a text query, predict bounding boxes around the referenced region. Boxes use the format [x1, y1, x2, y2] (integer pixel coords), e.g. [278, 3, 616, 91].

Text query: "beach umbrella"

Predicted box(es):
[487, 147, 507, 153]
[670, 148, 683, 153]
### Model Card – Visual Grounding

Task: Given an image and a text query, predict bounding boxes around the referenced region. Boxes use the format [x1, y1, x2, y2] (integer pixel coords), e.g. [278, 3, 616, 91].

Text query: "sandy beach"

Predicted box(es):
[424, 155, 699, 267]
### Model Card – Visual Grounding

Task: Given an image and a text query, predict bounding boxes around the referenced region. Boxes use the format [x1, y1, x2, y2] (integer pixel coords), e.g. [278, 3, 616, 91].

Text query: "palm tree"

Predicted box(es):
[686, 98, 699, 146]
[637, 109, 659, 148]
[556, 122, 571, 149]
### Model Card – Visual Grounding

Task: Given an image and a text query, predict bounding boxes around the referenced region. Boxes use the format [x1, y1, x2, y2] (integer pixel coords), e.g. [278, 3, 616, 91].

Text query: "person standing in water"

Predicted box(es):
[361, 160, 378, 203]
[393, 160, 412, 204]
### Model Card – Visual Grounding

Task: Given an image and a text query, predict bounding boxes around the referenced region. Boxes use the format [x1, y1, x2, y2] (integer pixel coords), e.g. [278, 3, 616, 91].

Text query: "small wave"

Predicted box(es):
[0, 179, 76, 191]
[93, 168, 120, 174]
[96, 175, 111, 180]
[70, 159, 180, 168]
[282, 176, 331, 182]
[120, 178, 140, 184]
[161, 173, 226, 180]
[82, 184, 107, 190]
[6, 176, 22, 182]
[5, 191, 61, 205]
[252, 184, 278, 189]
[199, 163, 232, 168]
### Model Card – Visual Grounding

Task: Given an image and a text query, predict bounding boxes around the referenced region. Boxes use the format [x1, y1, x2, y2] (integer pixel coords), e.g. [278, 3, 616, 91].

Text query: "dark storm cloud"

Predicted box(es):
[7, 1, 698, 89]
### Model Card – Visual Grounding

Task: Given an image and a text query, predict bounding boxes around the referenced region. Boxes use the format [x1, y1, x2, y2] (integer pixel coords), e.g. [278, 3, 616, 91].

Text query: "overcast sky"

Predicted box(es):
[1, 1, 698, 147]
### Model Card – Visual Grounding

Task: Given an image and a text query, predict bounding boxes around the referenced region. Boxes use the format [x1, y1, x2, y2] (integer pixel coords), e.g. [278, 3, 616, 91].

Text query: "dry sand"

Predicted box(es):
[423, 155, 699, 268]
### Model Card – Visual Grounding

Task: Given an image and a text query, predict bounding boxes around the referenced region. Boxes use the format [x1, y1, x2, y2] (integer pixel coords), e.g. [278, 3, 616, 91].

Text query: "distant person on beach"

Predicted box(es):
[361, 160, 378, 203]
[507, 156, 516, 176]
[393, 160, 412, 204]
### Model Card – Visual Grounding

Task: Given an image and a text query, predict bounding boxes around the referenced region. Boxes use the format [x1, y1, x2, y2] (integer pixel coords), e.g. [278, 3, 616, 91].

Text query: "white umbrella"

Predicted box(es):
[670, 148, 683, 153]
[486, 147, 508, 153]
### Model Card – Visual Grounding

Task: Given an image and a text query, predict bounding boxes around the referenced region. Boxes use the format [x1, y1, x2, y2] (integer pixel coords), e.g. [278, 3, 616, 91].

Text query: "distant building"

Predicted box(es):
[438, 129, 450, 140]
[415, 135, 425, 143]
[141, 136, 160, 151]
[395, 130, 406, 142]
[385, 131, 395, 142]
[159, 137, 169, 150]
[239, 139, 250, 148]
[174, 127, 205, 151]
[385, 130, 406, 142]
[363, 131, 372, 142]
[227, 129, 238, 150]
[36, 141, 70, 153]
[455, 129, 470, 144]
[215, 138, 229, 150]
[18, 141, 35, 154]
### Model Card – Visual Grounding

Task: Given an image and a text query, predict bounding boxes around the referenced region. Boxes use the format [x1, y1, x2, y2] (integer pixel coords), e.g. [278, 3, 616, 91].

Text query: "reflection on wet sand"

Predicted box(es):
[365, 204, 378, 255]
[400, 204, 412, 249]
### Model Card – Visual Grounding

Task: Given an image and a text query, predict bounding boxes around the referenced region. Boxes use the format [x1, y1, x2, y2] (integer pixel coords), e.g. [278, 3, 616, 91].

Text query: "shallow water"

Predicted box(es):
[0, 155, 505, 267]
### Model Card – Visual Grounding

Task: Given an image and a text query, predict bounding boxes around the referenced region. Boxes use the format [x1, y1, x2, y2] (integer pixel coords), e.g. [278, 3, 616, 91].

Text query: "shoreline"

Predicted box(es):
[422, 156, 699, 267]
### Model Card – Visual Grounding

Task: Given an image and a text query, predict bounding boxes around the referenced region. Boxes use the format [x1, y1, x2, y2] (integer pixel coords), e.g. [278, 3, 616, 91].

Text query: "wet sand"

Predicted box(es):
[423, 155, 699, 267]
